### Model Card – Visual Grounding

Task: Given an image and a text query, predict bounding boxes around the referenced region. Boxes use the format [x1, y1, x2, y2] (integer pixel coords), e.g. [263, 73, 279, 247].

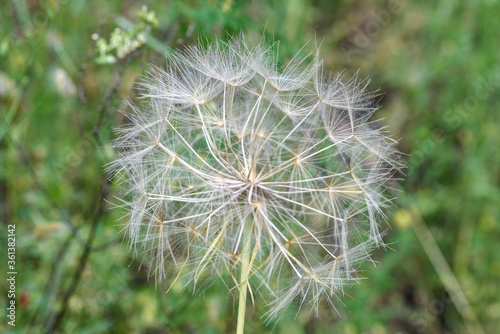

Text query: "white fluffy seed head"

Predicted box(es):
[108, 36, 403, 318]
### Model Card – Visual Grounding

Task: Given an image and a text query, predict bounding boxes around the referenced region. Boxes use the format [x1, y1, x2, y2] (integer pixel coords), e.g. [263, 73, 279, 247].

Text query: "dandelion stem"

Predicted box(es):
[236, 214, 253, 334]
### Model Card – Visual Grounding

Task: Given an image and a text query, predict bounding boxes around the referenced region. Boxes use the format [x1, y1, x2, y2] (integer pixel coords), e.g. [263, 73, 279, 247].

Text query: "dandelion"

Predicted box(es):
[108, 36, 402, 332]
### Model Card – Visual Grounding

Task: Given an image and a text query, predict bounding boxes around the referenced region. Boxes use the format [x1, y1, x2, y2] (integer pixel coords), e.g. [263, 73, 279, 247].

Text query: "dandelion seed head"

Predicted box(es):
[109, 35, 403, 318]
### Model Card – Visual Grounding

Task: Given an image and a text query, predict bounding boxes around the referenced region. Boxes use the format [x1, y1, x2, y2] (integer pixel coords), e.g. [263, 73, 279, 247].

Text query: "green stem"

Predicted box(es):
[236, 218, 253, 334]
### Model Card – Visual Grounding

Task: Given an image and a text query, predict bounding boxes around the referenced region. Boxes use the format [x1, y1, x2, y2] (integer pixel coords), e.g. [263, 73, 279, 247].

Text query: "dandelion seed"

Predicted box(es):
[108, 35, 403, 328]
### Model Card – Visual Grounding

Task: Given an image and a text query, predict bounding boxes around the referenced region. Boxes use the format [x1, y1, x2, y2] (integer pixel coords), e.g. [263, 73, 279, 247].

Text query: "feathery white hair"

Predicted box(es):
[108, 36, 402, 318]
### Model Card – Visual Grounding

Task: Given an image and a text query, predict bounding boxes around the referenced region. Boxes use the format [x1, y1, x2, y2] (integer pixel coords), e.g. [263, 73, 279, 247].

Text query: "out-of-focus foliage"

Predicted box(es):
[1, 0, 499, 333]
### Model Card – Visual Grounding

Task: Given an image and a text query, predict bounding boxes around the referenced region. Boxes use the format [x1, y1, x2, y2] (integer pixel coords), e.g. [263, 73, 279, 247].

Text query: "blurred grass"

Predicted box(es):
[1, 0, 499, 333]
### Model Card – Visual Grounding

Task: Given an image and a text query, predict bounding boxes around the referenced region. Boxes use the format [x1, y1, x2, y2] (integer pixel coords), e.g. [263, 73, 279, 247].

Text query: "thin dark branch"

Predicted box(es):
[46, 58, 130, 332]
[28, 234, 73, 331]
[46, 178, 111, 333]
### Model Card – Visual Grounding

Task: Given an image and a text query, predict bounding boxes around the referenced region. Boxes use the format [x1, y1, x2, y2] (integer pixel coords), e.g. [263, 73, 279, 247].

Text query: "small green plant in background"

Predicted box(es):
[108, 36, 403, 332]
[92, 5, 159, 64]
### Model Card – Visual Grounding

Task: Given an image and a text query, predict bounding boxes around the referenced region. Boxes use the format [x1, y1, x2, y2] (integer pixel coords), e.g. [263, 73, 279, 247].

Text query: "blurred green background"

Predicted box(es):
[1, 0, 499, 333]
